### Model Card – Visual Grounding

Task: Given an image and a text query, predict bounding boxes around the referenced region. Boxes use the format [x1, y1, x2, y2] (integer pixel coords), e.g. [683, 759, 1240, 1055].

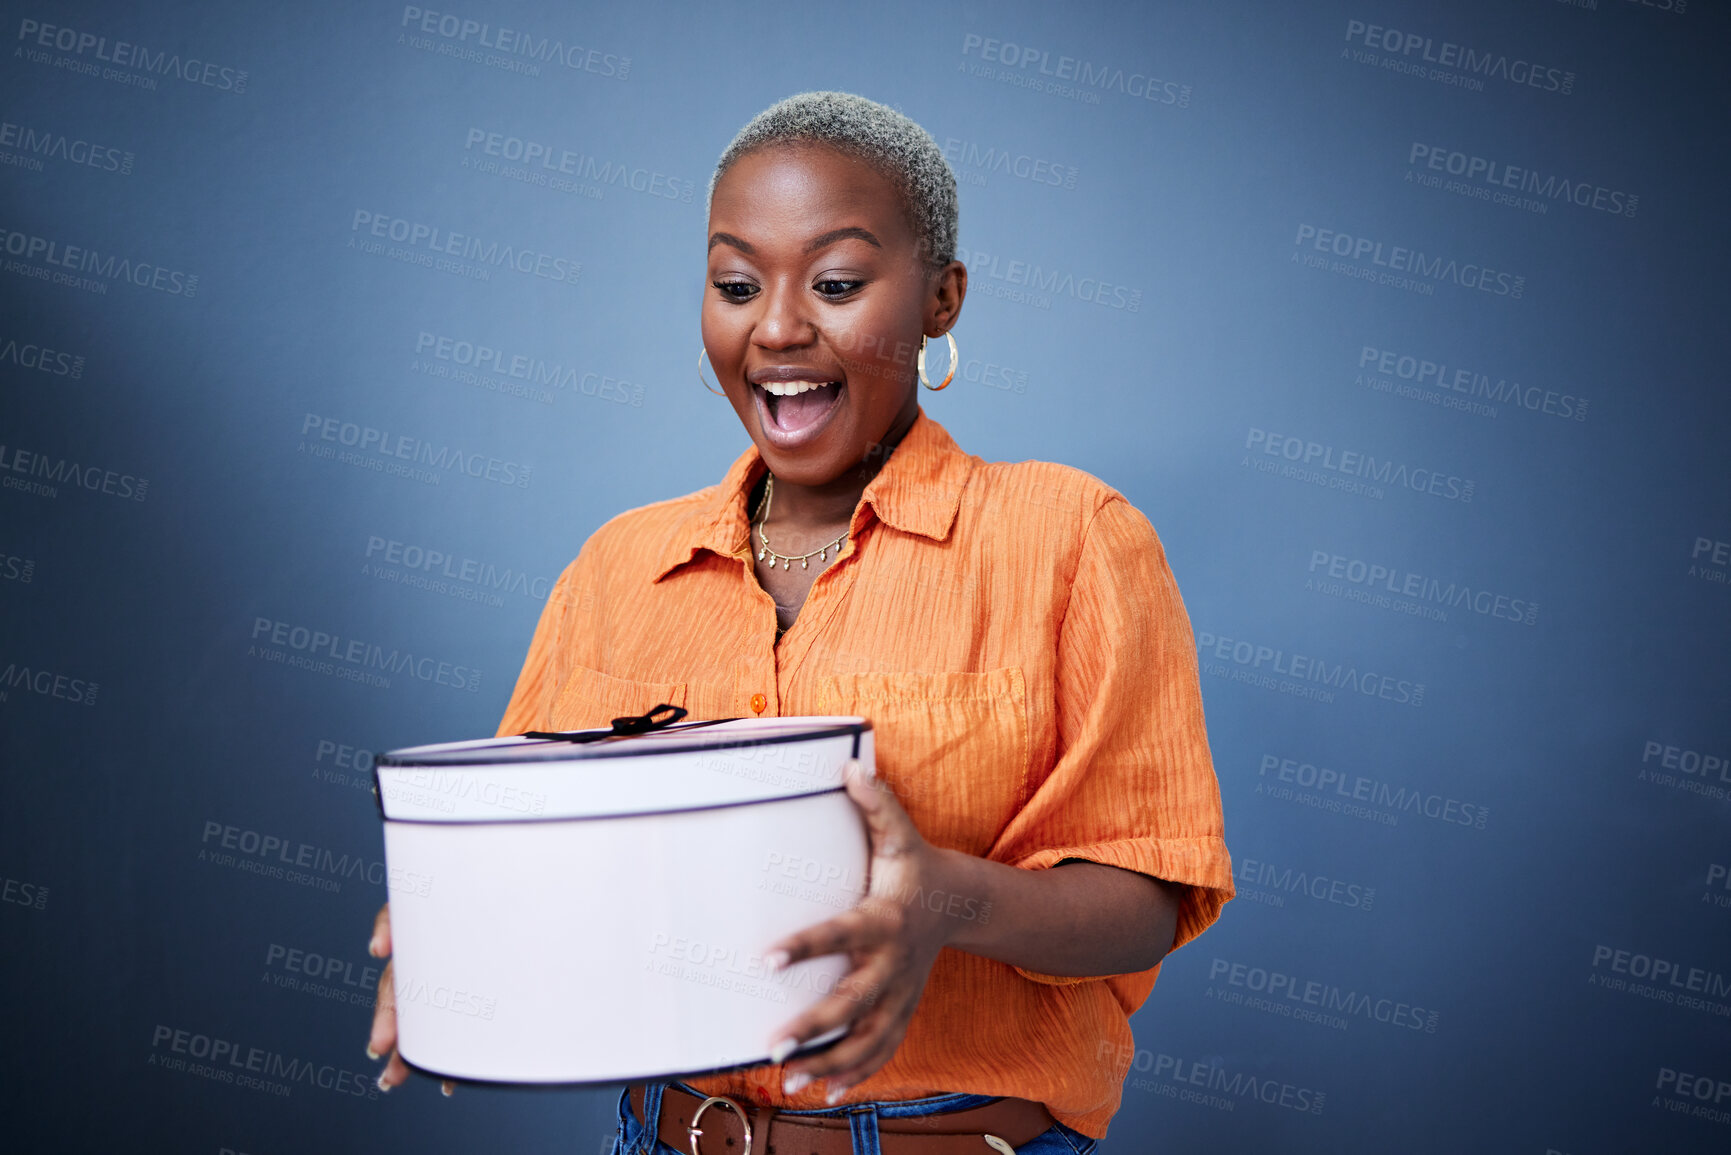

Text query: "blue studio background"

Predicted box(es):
[2, 1, 1727, 1152]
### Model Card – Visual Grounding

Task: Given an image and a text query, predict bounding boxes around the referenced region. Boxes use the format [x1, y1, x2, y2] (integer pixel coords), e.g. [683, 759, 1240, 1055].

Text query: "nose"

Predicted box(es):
[753, 277, 815, 351]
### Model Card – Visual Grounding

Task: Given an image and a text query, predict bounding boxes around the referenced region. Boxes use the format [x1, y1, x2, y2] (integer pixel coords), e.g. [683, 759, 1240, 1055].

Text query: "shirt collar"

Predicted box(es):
[652, 408, 975, 582]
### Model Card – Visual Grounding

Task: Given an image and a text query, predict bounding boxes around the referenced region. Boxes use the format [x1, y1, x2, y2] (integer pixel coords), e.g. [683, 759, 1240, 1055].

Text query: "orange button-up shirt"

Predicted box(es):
[496, 410, 1233, 1137]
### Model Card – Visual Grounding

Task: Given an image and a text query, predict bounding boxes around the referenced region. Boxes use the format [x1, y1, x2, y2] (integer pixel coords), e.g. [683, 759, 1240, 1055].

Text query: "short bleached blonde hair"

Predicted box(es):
[710, 91, 959, 269]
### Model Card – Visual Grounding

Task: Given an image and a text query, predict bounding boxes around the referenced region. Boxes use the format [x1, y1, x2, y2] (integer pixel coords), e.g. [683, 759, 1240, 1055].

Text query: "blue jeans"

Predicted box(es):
[610, 1082, 1098, 1155]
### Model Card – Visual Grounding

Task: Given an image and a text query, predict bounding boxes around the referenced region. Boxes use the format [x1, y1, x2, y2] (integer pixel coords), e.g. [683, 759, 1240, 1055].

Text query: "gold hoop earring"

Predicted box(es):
[918, 332, 958, 391]
[697, 348, 725, 397]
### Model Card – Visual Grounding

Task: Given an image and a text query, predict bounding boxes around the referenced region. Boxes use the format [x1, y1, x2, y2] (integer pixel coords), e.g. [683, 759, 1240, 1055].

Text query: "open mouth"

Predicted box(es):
[753, 379, 844, 444]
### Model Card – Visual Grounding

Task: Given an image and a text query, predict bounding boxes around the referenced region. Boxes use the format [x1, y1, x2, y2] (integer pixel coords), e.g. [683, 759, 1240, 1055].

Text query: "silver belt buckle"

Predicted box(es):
[687, 1094, 753, 1155]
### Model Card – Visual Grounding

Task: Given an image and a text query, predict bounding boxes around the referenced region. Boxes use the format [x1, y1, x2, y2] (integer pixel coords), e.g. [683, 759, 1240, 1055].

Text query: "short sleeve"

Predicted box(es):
[987, 496, 1233, 995]
[494, 550, 597, 737]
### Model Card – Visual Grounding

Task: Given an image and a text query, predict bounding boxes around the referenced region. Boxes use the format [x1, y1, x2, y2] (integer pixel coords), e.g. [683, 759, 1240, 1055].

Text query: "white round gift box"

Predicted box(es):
[373, 714, 872, 1085]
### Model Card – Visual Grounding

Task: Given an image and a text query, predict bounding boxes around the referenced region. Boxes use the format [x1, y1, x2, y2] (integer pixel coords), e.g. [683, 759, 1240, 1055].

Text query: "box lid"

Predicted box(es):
[374, 716, 870, 823]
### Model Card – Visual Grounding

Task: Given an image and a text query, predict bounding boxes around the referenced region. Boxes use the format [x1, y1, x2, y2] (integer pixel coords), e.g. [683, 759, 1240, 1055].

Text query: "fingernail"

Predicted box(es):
[784, 1072, 813, 1095]
[769, 1037, 797, 1064]
[366, 1045, 381, 1061]
[376, 1073, 392, 1093]
[441, 1081, 455, 1098]
[368, 936, 382, 958]
[764, 950, 789, 974]
[825, 1083, 851, 1106]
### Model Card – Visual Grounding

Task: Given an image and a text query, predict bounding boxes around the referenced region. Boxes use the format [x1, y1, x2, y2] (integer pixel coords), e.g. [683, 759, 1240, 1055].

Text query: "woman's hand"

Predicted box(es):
[763, 761, 965, 1103]
[366, 902, 456, 1097]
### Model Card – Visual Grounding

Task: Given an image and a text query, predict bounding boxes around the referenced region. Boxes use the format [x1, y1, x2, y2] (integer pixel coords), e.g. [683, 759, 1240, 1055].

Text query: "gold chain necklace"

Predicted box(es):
[752, 475, 849, 570]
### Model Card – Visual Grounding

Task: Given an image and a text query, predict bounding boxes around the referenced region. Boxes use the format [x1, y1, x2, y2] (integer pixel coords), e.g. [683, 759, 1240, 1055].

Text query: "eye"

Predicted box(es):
[712, 280, 758, 301]
[814, 279, 865, 298]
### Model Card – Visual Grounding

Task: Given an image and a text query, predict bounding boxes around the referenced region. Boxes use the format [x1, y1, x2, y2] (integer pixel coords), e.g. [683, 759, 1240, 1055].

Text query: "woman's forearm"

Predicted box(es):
[927, 848, 1182, 977]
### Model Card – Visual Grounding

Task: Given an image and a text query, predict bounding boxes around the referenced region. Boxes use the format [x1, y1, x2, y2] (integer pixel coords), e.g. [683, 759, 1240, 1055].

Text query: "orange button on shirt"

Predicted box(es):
[496, 411, 1233, 1138]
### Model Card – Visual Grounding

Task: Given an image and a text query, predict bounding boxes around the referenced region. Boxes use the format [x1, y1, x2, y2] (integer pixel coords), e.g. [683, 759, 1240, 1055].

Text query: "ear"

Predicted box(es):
[925, 260, 968, 338]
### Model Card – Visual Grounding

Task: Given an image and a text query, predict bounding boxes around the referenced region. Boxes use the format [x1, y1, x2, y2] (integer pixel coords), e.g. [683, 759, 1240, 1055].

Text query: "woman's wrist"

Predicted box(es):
[918, 846, 995, 954]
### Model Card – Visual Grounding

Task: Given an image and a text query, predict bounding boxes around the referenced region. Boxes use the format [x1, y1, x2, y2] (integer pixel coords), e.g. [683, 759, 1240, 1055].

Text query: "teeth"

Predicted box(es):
[760, 380, 836, 397]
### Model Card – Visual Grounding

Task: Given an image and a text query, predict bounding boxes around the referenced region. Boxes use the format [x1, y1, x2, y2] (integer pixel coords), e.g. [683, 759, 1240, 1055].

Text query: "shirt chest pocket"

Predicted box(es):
[817, 667, 1030, 857]
[549, 663, 687, 732]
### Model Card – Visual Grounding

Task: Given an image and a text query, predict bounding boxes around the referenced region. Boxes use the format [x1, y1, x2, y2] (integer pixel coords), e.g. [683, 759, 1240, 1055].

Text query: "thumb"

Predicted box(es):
[843, 760, 917, 853]
[842, 758, 885, 809]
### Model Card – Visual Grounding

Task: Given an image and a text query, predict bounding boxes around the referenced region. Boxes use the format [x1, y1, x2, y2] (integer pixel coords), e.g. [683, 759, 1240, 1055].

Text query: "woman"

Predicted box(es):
[368, 91, 1232, 1153]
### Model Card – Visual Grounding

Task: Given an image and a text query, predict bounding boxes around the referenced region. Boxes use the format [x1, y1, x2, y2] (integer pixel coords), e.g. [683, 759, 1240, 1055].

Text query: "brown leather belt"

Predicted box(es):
[628, 1082, 1057, 1155]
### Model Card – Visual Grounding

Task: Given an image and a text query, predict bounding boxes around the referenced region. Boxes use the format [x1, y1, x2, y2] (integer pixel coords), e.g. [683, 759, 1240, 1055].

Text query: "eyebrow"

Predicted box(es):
[706, 227, 883, 255]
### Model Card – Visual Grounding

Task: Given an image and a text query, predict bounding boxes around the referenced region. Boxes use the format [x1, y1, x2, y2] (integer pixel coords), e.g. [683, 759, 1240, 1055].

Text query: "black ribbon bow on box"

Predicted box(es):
[521, 703, 690, 743]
